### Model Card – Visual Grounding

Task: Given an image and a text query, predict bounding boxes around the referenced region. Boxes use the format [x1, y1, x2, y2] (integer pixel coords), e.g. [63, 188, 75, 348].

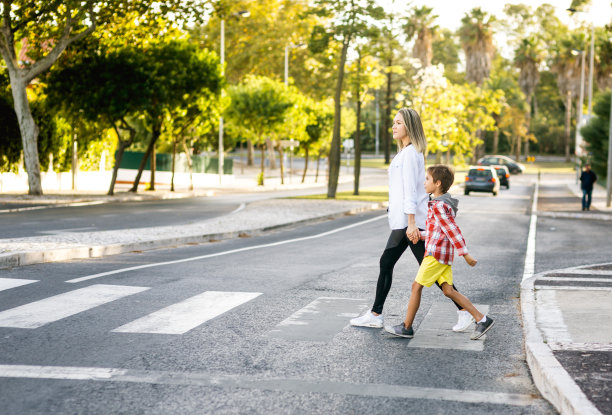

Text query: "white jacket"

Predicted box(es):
[387, 144, 428, 230]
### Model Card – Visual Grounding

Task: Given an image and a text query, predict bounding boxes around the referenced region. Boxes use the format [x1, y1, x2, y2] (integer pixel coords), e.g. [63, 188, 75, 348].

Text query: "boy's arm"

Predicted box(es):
[433, 203, 468, 256]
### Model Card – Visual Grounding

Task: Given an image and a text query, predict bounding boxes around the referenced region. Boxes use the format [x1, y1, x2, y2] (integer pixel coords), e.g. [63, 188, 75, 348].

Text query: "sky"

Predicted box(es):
[379, 0, 611, 30]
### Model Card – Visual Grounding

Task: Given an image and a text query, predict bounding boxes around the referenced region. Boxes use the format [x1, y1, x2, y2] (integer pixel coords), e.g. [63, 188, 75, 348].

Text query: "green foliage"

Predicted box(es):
[0, 94, 21, 172]
[227, 75, 295, 143]
[581, 91, 611, 178]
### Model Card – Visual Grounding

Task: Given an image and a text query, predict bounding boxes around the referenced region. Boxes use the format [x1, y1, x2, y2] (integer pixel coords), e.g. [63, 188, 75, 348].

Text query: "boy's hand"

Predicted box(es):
[463, 253, 477, 267]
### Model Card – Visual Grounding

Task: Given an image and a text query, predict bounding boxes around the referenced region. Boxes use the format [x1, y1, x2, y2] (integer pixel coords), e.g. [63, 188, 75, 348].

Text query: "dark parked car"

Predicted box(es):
[493, 165, 510, 189]
[464, 166, 500, 196]
[477, 155, 525, 174]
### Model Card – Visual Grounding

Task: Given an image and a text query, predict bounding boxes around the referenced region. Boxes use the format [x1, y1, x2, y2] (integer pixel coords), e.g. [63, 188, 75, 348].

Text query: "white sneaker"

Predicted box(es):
[350, 311, 383, 328]
[452, 310, 474, 332]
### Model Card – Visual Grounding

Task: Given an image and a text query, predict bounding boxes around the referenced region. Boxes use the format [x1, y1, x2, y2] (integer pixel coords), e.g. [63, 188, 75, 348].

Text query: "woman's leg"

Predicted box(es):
[441, 283, 484, 322]
[371, 231, 409, 315]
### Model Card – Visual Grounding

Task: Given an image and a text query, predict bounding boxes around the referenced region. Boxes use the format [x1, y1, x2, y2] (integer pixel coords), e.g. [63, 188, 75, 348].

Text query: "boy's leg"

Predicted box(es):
[440, 283, 484, 323]
[404, 281, 424, 328]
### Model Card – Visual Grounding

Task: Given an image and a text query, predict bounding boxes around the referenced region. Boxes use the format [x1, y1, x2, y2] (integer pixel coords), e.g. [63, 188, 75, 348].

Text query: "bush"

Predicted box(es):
[581, 91, 611, 179]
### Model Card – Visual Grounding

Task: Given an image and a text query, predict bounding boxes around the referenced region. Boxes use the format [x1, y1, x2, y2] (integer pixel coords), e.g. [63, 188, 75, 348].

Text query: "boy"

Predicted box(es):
[385, 165, 494, 340]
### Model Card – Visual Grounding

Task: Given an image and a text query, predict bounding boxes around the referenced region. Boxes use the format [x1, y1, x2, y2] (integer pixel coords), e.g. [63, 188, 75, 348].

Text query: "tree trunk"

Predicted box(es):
[247, 139, 254, 166]
[315, 154, 321, 183]
[109, 141, 127, 196]
[302, 146, 309, 184]
[278, 145, 284, 185]
[564, 91, 571, 162]
[492, 128, 500, 155]
[181, 138, 194, 191]
[171, 139, 177, 192]
[259, 143, 265, 186]
[383, 58, 393, 165]
[354, 53, 362, 196]
[130, 120, 161, 193]
[266, 138, 276, 170]
[327, 35, 351, 198]
[10, 78, 42, 195]
[515, 133, 521, 162]
[149, 143, 156, 190]
[524, 95, 532, 160]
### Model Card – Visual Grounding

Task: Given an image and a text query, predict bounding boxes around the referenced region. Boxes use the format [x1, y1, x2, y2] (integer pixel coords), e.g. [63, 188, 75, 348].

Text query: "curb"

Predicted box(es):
[520, 274, 602, 415]
[0, 202, 384, 269]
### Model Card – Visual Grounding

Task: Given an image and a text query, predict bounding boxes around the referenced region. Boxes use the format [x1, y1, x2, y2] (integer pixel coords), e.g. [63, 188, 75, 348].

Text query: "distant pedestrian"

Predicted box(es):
[385, 165, 494, 341]
[350, 109, 472, 332]
[579, 163, 597, 211]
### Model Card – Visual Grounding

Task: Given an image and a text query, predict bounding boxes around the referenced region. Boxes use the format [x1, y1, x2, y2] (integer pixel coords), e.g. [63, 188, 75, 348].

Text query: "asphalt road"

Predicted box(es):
[0, 174, 559, 414]
[0, 169, 387, 239]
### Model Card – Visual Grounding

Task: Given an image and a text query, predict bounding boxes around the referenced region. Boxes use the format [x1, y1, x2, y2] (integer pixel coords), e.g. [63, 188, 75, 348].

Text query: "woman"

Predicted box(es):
[350, 108, 471, 332]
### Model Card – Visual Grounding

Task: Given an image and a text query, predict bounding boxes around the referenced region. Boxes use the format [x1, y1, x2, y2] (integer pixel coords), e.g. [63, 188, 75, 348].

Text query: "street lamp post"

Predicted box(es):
[607, 92, 612, 207]
[218, 10, 249, 184]
[284, 43, 305, 86]
[571, 49, 586, 159]
[219, 18, 225, 184]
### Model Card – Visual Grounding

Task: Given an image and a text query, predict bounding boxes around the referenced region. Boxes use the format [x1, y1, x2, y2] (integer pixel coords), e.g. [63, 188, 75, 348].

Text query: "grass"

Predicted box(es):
[292, 186, 388, 202]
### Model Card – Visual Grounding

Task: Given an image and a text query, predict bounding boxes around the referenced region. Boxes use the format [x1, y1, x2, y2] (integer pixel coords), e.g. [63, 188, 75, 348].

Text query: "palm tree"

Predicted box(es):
[458, 8, 496, 87]
[404, 6, 438, 68]
[514, 36, 543, 160]
[551, 33, 585, 162]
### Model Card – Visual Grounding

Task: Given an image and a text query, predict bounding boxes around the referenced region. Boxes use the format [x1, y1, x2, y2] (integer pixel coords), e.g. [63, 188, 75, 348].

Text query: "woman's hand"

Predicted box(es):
[406, 224, 420, 244]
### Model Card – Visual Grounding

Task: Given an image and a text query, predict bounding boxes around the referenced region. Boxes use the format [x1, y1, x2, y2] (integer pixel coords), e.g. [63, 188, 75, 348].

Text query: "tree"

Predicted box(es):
[432, 28, 463, 84]
[581, 91, 610, 178]
[309, 0, 384, 198]
[301, 99, 333, 184]
[227, 75, 294, 185]
[458, 8, 496, 87]
[514, 37, 543, 159]
[128, 41, 222, 192]
[347, 47, 383, 194]
[551, 32, 585, 162]
[0, 1, 207, 195]
[404, 6, 438, 68]
[46, 48, 152, 195]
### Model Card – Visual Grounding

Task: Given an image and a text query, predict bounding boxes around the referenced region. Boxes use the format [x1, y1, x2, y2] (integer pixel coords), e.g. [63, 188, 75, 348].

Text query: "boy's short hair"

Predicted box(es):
[427, 164, 455, 194]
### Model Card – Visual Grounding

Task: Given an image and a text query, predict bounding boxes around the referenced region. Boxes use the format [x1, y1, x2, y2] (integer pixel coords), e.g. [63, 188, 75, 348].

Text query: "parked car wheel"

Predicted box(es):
[464, 189, 470, 195]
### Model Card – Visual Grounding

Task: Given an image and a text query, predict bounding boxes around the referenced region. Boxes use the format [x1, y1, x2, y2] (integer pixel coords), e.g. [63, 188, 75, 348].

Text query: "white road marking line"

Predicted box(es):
[67, 214, 387, 283]
[112, 291, 261, 334]
[0, 364, 539, 406]
[539, 276, 612, 283]
[0, 284, 149, 329]
[522, 180, 538, 283]
[267, 297, 368, 342]
[0, 278, 37, 292]
[549, 342, 612, 352]
[534, 286, 612, 291]
[39, 227, 96, 234]
[547, 269, 612, 276]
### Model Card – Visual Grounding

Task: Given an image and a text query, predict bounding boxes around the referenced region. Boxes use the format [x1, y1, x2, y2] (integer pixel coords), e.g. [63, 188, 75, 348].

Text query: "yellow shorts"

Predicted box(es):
[415, 256, 454, 287]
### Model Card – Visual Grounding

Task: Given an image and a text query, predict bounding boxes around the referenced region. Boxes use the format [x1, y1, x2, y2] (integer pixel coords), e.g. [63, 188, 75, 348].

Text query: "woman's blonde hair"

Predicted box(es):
[397, 108, 427, 154]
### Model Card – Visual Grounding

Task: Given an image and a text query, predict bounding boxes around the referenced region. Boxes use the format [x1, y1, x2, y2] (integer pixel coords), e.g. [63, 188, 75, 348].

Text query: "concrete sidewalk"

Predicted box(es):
[522, 175, 612, 415]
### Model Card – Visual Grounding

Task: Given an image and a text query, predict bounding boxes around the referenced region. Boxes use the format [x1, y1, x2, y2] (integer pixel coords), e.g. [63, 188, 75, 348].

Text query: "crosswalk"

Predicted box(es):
[0, 277, 492, 347]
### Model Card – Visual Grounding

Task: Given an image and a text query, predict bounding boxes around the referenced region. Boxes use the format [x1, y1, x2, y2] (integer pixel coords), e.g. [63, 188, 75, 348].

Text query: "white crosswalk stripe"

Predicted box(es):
[112, 291, 262, 334]
[0, 284, 149, 329]
[0, 278, 37, 292]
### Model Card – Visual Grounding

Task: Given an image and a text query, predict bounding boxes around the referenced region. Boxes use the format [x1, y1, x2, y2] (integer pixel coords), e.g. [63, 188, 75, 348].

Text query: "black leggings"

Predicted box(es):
[371, 229, 462, 314]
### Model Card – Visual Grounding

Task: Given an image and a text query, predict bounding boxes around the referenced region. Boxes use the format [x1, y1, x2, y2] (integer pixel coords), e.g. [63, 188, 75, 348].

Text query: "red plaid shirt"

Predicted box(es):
[422, 199, 468, 265]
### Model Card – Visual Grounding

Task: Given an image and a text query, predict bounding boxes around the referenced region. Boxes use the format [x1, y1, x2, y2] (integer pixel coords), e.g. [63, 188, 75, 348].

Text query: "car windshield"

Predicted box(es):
[469, 169, 492, 178]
